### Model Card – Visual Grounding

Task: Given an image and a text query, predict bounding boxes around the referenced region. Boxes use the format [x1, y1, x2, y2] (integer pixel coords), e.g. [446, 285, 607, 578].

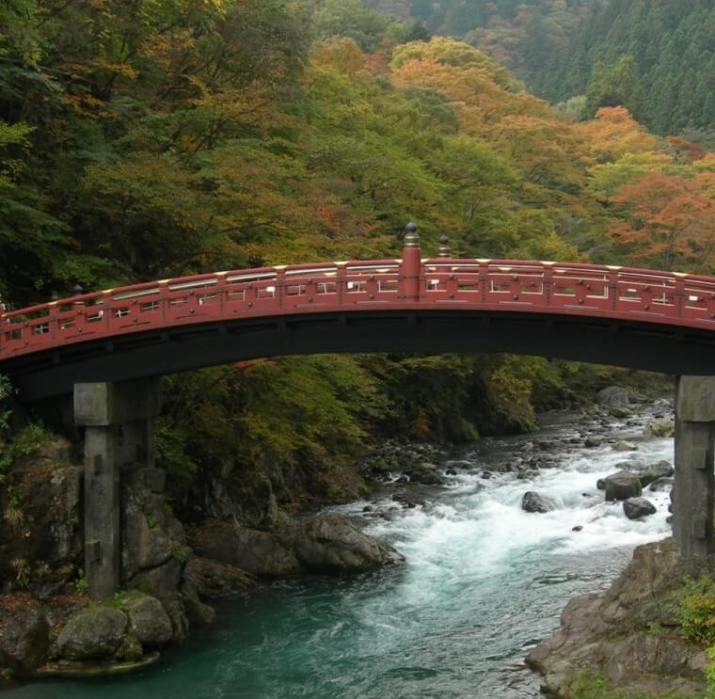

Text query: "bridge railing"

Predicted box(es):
[3, 243, 715, 362]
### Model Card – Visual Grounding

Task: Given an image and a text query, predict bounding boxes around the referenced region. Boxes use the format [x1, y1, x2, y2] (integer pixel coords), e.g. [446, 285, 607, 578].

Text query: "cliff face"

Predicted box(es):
[527, 538, 711, 697]
[0, 436, 401, 680]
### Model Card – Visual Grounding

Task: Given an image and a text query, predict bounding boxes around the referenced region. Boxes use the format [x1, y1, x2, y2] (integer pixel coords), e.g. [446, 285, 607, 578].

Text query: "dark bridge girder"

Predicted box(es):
[6, 309, 715, 401]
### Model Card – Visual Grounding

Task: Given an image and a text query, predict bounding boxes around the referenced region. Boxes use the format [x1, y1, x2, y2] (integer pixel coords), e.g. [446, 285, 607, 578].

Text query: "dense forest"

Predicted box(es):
[0, 0, 713, 510]
[364, 0, 715, 138]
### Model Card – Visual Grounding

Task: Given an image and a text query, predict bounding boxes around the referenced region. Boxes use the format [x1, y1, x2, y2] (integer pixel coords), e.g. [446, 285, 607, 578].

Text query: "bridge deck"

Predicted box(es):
[3, 257, 715, 398]
[3, 258, 715, 362]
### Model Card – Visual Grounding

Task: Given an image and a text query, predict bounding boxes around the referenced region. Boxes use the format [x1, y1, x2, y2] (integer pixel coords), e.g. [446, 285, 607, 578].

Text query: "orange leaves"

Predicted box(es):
[610, 173, 715, 271]
[579, 106, 659, 163]
[311, 39, 368, 77]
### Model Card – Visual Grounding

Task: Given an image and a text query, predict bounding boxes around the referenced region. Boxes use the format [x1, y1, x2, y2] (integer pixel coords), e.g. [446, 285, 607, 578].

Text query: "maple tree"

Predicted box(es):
[610, 173, 715, 272]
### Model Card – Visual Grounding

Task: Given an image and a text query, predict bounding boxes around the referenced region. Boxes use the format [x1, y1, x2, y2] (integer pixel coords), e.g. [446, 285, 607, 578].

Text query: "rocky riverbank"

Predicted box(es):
[527, 538, 711, 697]
[351, 386, 675, 527]
[0, 436, 403, 683]
[0, 383, 682, 691]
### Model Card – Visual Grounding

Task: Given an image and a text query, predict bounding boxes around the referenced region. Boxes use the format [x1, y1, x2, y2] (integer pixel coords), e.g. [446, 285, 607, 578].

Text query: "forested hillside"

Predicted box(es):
[364, 0, 715, 137]
[540, 0, 715, 137]
[0, 0, 713, 509]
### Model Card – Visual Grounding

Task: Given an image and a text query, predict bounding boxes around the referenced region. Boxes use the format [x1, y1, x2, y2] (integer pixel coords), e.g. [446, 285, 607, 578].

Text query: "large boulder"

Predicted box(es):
[193, 515, 402, 578]
[122, 470, 186, 582]
[527, 539, 709, 697]
[130, 558, 184, 600]
[184, 557, 255, 598]
[521, 492, 556, 514]
[0, 594, 50, 674]
[649, 477, 674, 493]
[597, 386, 630, 407]
[634, 461, 674, 488]
[286, 515, 403, 574]
[192, 522, 300, 577]
[624, 498, 657, 520]
[56, 607, 127, 660]
[407, 462, 444, 485]
[604, 471, 642, 501]
[125, 594, 173, 646]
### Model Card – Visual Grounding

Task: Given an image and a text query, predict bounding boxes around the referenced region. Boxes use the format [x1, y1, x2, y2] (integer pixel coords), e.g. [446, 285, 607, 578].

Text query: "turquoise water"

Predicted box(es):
[7, 422, 673, 699]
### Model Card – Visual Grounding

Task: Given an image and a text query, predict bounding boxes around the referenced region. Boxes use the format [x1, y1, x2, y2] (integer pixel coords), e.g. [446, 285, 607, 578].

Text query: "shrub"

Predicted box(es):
[678, 576, 715, 644]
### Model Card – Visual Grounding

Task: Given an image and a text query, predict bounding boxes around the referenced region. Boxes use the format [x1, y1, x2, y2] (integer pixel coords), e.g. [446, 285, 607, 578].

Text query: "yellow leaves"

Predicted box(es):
[586, 151, 675, 201]
[391, 37, 515, 88]
[94, 61, 138, 80]
[694, 154, 715, 197]
[311, 38, 367, 77]
[391, 40, 550, 140]
[578, 106, 659, 163]
[61, 93, 113, 119]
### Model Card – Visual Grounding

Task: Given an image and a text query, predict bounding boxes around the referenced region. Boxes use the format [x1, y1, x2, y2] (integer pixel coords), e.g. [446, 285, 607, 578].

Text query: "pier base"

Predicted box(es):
[73, 380, 161, 599]
[673, 376, 715, 558]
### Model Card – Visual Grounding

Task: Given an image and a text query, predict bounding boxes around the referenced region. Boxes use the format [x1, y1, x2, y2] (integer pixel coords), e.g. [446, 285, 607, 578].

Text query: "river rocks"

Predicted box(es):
[597, 386, 631, 407]
[595, 386, 637, 417]
[408, 462, 445, 485]
[649, 477, 674, 492]
[527, 539, 709, 697]
[125, 594, 173, 646]
[0, 595, 50, 674]
[358, 441, 446, 481]
[521, 492, 556, 513]
[583, 436, 602, 448]
[607, 460, 674, 489]
[53, 591, 182, 664]
[612, 440, 637, 452]
[192, 515, 402, 578]
[623, 497, 657, 520]
[184, 557, 255, 598]
[288, 515, 403, 574]
[130, 559, 183, 600]
[603, 471, 643, 501]
[56, 607, 127, 661]
[443, 460, 473, 470]
[634, 460, 674, 488]
[193, 522, 300, 577]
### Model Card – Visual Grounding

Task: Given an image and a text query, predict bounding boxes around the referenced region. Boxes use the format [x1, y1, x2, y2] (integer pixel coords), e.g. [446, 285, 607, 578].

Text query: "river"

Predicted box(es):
[6, 403, 673, 698]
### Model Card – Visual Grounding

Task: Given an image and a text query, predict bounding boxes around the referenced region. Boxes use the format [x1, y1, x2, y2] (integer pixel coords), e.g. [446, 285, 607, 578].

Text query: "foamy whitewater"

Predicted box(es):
[7, 409, 673, 699]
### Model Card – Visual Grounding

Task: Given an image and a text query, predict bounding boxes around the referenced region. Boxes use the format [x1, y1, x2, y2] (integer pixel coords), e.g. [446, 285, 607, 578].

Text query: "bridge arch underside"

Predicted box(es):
[6, 309, 715, 400]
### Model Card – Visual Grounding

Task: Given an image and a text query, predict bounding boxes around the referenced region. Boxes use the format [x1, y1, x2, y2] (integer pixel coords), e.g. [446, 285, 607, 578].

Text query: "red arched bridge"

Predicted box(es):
[3, 227, 715, 399]
[5, 225, 715, 596]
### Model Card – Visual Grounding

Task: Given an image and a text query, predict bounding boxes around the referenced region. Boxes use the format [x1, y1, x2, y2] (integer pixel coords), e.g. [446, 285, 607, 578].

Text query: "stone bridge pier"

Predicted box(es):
[74, 379, 161, 599]
[673, 376, 715, 558]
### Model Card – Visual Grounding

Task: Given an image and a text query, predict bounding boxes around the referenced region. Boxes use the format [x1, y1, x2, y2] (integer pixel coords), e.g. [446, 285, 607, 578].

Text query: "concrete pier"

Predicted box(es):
[74, 380, 161, 599]
[673, 375, 715, 558]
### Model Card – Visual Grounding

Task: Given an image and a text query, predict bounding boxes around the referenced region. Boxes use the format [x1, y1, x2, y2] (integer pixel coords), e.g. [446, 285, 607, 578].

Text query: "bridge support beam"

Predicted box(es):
[674, 376, 715, 558]
[74, 379, 161, 599]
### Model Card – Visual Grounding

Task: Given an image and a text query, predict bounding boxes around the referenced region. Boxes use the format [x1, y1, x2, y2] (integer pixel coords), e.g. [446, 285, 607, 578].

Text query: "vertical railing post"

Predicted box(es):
[400, 222, 421, 302]
[336, 264, 346, 306]
[608, 269, 620, 311]
[543, 264, 554, 306]
[674, 276, 686, 319]
[275, 269, 286, 309]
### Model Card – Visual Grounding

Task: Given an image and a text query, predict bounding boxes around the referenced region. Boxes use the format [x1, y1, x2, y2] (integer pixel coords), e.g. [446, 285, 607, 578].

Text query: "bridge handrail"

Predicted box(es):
[2, 257, 715, 362]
